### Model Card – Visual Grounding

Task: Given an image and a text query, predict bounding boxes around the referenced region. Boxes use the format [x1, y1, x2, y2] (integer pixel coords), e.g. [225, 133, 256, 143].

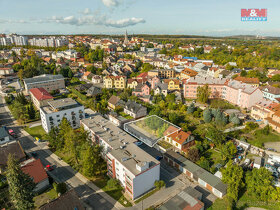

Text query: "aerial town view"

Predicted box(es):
[0, 0, 280, 210]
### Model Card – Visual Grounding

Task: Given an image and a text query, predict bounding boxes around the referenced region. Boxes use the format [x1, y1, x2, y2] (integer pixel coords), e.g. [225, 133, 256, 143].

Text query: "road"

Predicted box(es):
[0, 96, 120, 210]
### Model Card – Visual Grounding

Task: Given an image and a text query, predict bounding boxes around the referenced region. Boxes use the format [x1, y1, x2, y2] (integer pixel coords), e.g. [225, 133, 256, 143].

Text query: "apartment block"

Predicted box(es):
[40, 98, 84, 133]
[29, 88, 54, 109]
[81, 115, 160, 200]
[23, 74, 65, 93]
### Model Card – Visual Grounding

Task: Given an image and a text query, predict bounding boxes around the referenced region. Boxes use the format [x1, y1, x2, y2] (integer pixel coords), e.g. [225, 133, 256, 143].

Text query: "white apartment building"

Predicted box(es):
[40, 98, 85, 133]
[81, 115, 160, 200]
[29, 37, 69, 48]
[6, 34, 28, 46]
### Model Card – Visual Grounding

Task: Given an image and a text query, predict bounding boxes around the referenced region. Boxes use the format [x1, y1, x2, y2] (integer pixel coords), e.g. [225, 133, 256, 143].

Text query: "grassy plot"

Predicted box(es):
[24, 125, 47, 140]
[34, 188, 58, 209]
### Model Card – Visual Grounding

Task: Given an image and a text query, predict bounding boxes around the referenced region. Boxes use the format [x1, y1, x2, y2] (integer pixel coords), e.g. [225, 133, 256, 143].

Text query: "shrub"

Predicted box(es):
[107, 179, 119, 190]
[53, 182, 67, 195]
[245, 122, 259, 131]
[154, 180, 165, 189]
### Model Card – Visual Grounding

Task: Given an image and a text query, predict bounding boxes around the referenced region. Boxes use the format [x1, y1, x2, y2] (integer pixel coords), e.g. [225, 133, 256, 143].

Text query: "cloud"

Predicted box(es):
[82, 8, 91, 15]
[46, 15, 145, 28]
[101, 0, 121, 7]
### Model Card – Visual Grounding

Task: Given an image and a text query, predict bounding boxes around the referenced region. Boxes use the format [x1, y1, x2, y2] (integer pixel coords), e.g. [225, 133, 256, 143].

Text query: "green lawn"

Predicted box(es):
[203, 149, 223, 167]
[246, 132, 280, 148]
[119, 111, 134, 119]
[209, 193, 280, 210]
[24, 125, 47, 140]
[157, 140, 173, 149]
[209, 99, 239, 110]
[134, 188, 159, 204]
[34, 188, 58, 209]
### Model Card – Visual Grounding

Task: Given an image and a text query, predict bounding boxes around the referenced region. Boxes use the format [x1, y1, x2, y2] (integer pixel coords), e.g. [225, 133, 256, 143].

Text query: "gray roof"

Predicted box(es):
[155, 83, 168, 90]
[81, 114, 159, 175]
[164, 150, 227, 195]
[0, 141, 26, 166]
[187, 76, 228, 85]
[124, 100, 146, 114]
[48, 98, 80, 110]
[0, 127, 8, 139]
[86, 86, 102, 96]
[23, 74, 64, 85]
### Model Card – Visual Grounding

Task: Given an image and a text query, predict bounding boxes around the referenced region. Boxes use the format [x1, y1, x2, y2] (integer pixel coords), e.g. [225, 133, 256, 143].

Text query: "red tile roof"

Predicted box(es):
[21, 158, 48, 183]
[137, 72, 148, 78]
[234, 76, 259, 84]
[29, 88, 53, 101]
[166, 130, 191, 145]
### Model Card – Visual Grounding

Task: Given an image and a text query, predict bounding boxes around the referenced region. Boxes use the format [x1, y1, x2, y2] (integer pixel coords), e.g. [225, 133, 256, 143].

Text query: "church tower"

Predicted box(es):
[124, 30, 129, 45]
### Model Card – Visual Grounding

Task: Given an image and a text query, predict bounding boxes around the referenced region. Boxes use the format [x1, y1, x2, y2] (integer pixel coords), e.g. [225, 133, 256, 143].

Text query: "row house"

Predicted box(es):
[81, 115, 160, 200]
[103, 76, 127, 89]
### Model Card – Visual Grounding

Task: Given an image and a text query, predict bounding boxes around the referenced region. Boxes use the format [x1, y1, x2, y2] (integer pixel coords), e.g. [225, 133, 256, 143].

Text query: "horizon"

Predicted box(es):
[0, 0, 278, 36]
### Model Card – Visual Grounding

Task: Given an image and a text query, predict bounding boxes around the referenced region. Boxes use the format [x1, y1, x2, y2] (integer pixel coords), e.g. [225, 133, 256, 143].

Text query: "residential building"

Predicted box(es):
[251, 100, 278, 121]
[92, 75, 103, 84]
[164, 128, 195, 153]
[114, 76, 127, 89]
[159, 186, 204, 210]
[0, 141, 26, 173]
[124, 100, 147, 118]
[127, 79, 139, 89]
[154, 83, 168, 96]
[158, 69, 175, 79]
[164, 79, 180, 91]
[81, 114, 160, 200]
[29, 88, 54, 109]
[40, 98, 85, 133]
[163, 150, 227, 198]
[23, 74, 65, 93]
[21, 158, 50, 193]
[224, 80, 264, 109]
[86, 86, 102, 97]
[108, 95, 125, 110]
[260, 85, 280, 102]
[40, 189, 85, 210]
[233, 76, 259, 87]
[184, 77, 227, 99]
[180, 67, 198, 80]
[207, 67, 223, 78]
[82, 71, 93, 80]
[0, 127, 10, 145]
[266, 110, 280, 133]
[0, 67, 14, 76]
[132, 82, 151, 97]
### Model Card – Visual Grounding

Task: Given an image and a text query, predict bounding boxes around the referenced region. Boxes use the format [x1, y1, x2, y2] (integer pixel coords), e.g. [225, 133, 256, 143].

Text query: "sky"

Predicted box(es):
[0, 0, 279, 36]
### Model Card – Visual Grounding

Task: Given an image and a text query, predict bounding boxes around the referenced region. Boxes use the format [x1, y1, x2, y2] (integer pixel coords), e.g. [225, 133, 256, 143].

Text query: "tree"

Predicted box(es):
[206, 127, 225, 147]
[197, 157, 210, 171]
[197, 84, 210, 104]
[221, 160, 244, 204]
[154, 180, 166, 189]
[246, 168, 274, 201]
[231, 116, 241, 125]
[203, 109, 212, 123]
[83, 144, 104, 177]
[107, 179, 119, 190]
[187, 103, 195, 114]
[6, 154, 35, 210]
[68, 69, 74, 78]
[168, 112, 181, 125]
[240, 70, 247, 77]
[53, 182, 67, 195]
[27, 104, 36, 120]
[141, 63, 154, 72]
[187, 147, 200, 162]
[221, 141, 237, 161]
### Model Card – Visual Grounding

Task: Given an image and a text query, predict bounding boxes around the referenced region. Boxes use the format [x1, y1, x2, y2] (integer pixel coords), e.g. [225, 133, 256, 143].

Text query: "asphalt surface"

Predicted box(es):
[0, 96, 118, 210]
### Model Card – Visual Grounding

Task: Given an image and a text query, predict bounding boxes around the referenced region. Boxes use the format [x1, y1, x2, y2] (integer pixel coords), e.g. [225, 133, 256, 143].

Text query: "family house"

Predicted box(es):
[124, 100, 147, 119]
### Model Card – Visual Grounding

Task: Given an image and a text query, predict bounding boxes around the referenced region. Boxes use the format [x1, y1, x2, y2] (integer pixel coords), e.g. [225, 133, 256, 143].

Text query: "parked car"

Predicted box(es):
[134, 141, 143, 146]
[45, 165, 54, 171]
[267, 148, 277, 152]
[244, 159, 251, 166]
[156, 156, 163, 161]
[8, 129, 17, 138]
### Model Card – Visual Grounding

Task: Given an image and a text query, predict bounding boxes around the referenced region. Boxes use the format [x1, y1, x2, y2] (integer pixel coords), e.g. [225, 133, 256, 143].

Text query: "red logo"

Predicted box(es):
[241, 9, 267, 21]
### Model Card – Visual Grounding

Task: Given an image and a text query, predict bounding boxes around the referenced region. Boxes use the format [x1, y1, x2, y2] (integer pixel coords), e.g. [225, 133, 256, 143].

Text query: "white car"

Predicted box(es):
[244, 159, 250, 165]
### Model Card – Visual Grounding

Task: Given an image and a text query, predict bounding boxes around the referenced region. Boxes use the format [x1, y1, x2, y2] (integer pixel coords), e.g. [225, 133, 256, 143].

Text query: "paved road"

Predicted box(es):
[0, 96, 119, 210]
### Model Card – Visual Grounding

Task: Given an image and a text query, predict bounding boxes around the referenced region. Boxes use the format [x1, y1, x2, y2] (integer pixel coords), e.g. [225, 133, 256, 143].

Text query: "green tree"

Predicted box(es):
[197, 84, 211, 104]
[206, 127, 225, 147]
[53, 182, 67, 195]
[203, 109, 212, 123]
[246, 168, 274, 201]
[187, 147, 200, 162]
[221, 160, 244, 204]
[187, 103, 195, 114]
[221, 141, 237, 161]
[27, 104, 36, 120]
[83, 144, 104, 177]
[141, 63, 154, 72]
[197, 157, 210, 171]
[6, 154, 35, 210]
[231, 116, 241, 125]
[107, 179, 119, 190]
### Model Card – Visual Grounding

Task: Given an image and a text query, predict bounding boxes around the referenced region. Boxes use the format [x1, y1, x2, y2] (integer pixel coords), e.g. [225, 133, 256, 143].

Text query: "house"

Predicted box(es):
[39, 189, 85, 210]
[40, 98, 85, 133]
[253, 157, 263, 169]
[207, 67, 223, 78]
[0, 141, 26, 173]
[21, 158, 50, 193]
[149, 76, 160, 89]
[132, 82, 151, 97]
[266, 109, 280, 133]
[164, 79, 180, 91]
[163, 150, 227, 198]
[159, 186, 204, 210]
[124, 100, 147, 118]
[103, 76, 114, 89]
[75, 83, 93, 92]
[23, 74, 65, 93]
[180, 67, 198, 80]
[251, 100, 279, 121]
[108, 95, 125, 110]
[82, 71, 93, 80]
[164, 128, 195, 153]
[158, 69, 175, 79]
[108, 111, 132, 128]
[103, 75, 127, 89]
[233, 76, 259, 87]
[92, 75, 102, 84]
[86, 86, 102, 97]
[0, 127, 10, 145]
[0, 67, 14, 76]
[81, 115, 160, 200]
[260, 85, 280, 102]
[127, 79, 139, 89]
[154, 83, 168, 96]
[29, 88, 54, 109]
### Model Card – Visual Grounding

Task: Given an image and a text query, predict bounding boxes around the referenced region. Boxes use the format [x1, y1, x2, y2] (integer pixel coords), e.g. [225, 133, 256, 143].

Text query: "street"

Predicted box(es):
[0, 96, 120, 210]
